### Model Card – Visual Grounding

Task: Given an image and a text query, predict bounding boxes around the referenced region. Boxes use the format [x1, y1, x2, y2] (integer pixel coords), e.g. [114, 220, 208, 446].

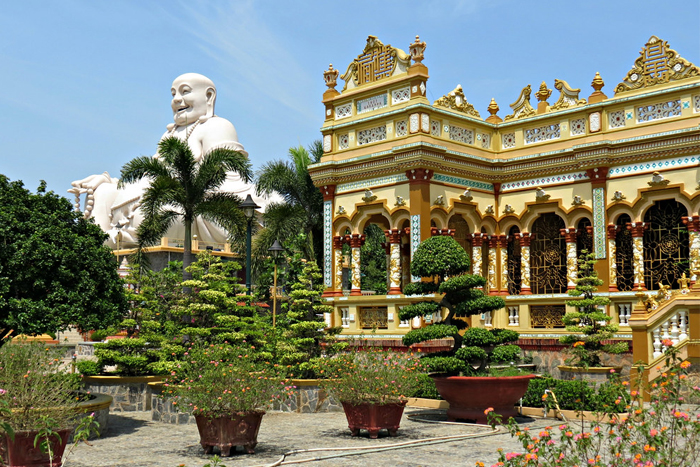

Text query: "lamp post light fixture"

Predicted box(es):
[240, 194, 260, 295]
[114, 222, 123, 272]
[268, 239, 285, 327]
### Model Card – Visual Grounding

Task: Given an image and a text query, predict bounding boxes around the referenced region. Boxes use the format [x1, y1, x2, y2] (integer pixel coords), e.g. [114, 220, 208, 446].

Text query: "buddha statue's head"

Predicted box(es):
[171, 73, 216, 126]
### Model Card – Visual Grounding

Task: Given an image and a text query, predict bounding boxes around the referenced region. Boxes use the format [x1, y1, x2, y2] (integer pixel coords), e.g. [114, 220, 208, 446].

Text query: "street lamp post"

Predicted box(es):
[240, 194, 260, 296]
[268, 239, 285, 327]
[114, 222, 123, 273]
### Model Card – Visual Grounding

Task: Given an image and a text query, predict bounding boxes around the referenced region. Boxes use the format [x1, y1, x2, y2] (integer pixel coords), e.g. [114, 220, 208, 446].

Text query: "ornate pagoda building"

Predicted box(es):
[308, 35, 700, 375]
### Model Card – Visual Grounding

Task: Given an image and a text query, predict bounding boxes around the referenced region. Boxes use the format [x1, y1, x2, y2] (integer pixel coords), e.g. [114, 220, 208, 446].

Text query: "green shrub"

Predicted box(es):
[410, 373, 442, 399]
[521, 376, 628, 413]
[76, 360, 101, 376]
[490, 344, 522, 364]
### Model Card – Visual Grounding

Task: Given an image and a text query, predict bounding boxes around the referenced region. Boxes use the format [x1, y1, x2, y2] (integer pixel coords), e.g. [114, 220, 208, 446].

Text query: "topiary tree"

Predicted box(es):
[400, 235, 516, 375]
[275, 260, 346, 377]
[560, 251, 628, 368]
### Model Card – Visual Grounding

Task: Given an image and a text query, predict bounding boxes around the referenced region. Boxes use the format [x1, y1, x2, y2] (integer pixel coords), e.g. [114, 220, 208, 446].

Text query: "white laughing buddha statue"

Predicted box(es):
[69, 73, 274, 249]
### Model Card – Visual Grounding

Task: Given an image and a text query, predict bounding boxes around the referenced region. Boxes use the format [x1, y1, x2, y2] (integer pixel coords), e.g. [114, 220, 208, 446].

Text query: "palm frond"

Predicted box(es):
[119, 156, 170, 187]
[158, 137, 196, 189]
[254, 160, 298, 202]
[194, 148, 252, 195]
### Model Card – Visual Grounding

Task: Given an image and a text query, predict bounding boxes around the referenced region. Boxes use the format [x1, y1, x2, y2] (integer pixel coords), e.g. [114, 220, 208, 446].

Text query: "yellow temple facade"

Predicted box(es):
[309, 35, 700, 371]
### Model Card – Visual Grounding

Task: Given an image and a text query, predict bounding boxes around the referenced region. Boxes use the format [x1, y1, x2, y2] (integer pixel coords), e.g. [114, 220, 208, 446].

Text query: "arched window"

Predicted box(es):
[576, 218, 592, 258]
[507, 226, 522, 295]
[615, 214, 634, 291]
[531, 213, 567, 294]
[643, 200, 689, 290]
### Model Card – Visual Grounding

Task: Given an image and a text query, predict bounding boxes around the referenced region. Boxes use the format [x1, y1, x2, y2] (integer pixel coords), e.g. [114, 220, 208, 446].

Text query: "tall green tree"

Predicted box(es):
[361, 224, 388, 294]
[120, 136, 252, 281]
[254, 141, 324, 267]
[0, 176, 127, 345]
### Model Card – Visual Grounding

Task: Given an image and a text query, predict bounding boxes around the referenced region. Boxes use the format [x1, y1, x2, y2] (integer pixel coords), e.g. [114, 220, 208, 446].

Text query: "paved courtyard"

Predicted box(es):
[67, 408, 539, 467]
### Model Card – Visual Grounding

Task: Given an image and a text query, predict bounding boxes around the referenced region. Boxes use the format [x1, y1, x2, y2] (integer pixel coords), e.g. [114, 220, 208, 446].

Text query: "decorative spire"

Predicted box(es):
[588, 72, 607, 103]
[409, 35, 426, 64]
[485, 98, 502, 123]
[535, 81, 552, 114]
[323, 64, 339, 90]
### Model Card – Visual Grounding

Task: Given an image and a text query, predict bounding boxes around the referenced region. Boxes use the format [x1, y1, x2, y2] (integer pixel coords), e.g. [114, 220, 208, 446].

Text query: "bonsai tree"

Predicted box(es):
[275, 260, 345, 377]
[0, 176, 127, 347]
[400, 235, 516, 375]
[560, 251, 628, 368]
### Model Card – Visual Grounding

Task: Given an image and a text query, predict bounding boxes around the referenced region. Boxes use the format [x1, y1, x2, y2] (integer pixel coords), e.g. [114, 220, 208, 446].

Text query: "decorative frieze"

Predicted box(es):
[609, 110, 626, 129]
[501, 172, 588, 192]
[608, 155, 698, 177]
[336, 174, 408, 194]
[433, 174, 493, 190]
[570, 118, 586, 136]
[323, 201, 333, 287]
[448, 125, 474, 144]
[592, 187, 606, 259]
[357, 125, 387, 145]
[480, 133, 490, 149]
[431, 120, 441, 136]
[524, 124, 560, 144]
[637, 99, 681, 123]
[694, 95, 700, 113]
[335, 103, 352, 120]
[410, 215, 421, 282]
[395, 120, 408, 137]
[338, 134, 349, 150]
[357, 93, 388, 114]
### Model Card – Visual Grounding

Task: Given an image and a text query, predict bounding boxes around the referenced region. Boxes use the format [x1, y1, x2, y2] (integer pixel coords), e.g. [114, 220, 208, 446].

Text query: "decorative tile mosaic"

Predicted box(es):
[323, 201, 332, 287]
[593, 187, 606, 259]
[433, 173, 493, 191]
[682, 100, 690, 109]
[448, 125, 474, 144]
[502, 132, 516, 149]
[357, 125, 387, 145]
[481, 133, 490, 149]
[694, 95, 700, 112]
[395, 120, 407, 137]
[500, 172, 588, 192]
[336, 174, 409, 194]
[338, 134, 349, 150]
[431, 120, 441, 136]
[335, 103, 352, 120]
[570, 118, 586, 136]
[323, 134, 331, 152]
[609, 110, 625, 128]
[421, 114, 430, 132]
[409, 114, 420, 133]
[608, 156, 699, 177]
[391, 87, 410, 105]
[589, 112, 601, 132]
[637, 99, 681, 123]
[410, 215, 421, 282]
[356, 94, 388, 114]
[524, 124, 560, 144]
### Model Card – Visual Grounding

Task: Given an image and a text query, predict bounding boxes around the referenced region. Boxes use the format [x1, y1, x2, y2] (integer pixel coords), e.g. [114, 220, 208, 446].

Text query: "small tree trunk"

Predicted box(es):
[183, 218, 193, 291]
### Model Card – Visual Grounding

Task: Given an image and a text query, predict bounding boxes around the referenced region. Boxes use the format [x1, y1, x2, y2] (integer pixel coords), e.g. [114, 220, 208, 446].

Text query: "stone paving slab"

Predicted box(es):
[67, 408, 544, 467]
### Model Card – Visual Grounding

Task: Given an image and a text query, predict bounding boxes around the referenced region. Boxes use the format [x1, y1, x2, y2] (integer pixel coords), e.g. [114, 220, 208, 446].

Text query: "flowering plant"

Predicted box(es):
[482, 342, 700, 466]
[0, 341, 82, 431]
[318, 349, 424, 405]
[162, 343, 293, 416]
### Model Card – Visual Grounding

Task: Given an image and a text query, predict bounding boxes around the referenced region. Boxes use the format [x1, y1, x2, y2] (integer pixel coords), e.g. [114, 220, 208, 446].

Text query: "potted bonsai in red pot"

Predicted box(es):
[164, 343, 292, 455]
[400, 235, 534, 424]
[320, 349, 423, 438]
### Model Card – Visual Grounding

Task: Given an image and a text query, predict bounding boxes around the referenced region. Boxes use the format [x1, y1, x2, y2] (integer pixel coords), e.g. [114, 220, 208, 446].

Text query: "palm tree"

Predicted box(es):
[254, 141, 324, 265]
[120, 136, 252, 282]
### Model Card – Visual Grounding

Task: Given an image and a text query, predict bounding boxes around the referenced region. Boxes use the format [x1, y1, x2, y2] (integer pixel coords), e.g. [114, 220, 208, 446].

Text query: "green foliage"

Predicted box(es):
[360, 224, 388, 294]
[410, 235, 471, 278]
[0, 175, 127, 344]
[275, 261, 344, 378]
[402, 324, 459, 346]
[163, 344, 293, 416]
[76, 360, 101, 376]
[403, 281, 439, 296]
[399, 301, 441, 321]
[409, 373, 442, 399]
[455, 346, 488, 364]
[319, 349, 424, 405]
[521, 376, 629, 412]
[420, 356, 469, 375]
[0, 342, 82, 431]
[561, 251, 628, 367]
[462, 327, 497, 347]
[490, 328, 521, 345]
[490, 344, 522, 364]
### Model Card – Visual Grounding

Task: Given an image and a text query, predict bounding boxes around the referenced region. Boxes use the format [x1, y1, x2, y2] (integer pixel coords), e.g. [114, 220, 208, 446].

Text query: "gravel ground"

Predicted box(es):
[65, 408, 542, 467]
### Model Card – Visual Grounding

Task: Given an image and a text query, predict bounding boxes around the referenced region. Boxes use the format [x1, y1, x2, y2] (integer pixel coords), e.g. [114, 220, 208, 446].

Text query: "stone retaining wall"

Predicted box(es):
[83, 376, 163, 412]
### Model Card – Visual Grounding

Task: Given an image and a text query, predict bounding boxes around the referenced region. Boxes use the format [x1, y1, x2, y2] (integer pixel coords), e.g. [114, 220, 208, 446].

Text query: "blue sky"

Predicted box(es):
[2, 1, 698, 199]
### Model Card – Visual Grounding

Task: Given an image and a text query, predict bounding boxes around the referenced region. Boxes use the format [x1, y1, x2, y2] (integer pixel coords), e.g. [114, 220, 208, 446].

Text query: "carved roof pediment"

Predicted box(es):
[504, 85, 536, 121]
[549, 79, 586, 111]
[433, 85, 481, 118]
[341, 35, 411, 92]
[615, 35, 700, 95]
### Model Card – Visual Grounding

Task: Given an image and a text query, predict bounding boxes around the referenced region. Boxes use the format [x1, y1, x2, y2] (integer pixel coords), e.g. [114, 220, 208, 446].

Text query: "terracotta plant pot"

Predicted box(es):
[432, 374, 536, 424]
[194, 411, 264, 455]
[341, 400, 407, 438]
[2, 429, 71, 467]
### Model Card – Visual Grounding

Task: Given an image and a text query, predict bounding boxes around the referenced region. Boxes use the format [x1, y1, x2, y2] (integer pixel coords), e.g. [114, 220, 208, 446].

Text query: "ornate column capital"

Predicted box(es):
[682, 215, 700, 232]
[471, 232, 485, 247]
[585, 167, 610, 186]
[496, 235, 508, 249]
[488, 236, 498, 249]
[349, 234, 366, 248]
[332, 236, 344, 249]
[627, 222, 647, 237]
[405, 168, 434, 185]
[606, 224, 618, 240]
[517, 232, 532, 247]
[320, 184, 336, 201]
[560, 228, 578, 243]
[385, 228, 402, 244]
[430, 227, 454, 237]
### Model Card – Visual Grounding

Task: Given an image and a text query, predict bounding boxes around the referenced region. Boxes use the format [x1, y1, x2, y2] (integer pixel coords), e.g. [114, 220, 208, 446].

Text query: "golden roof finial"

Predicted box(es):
[409, 35, 427, 65]
[535, 81, 552, 102]
[588, 71, 607, 103]
[323, 63, 339, 90]
[485, 98, 502, 123]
